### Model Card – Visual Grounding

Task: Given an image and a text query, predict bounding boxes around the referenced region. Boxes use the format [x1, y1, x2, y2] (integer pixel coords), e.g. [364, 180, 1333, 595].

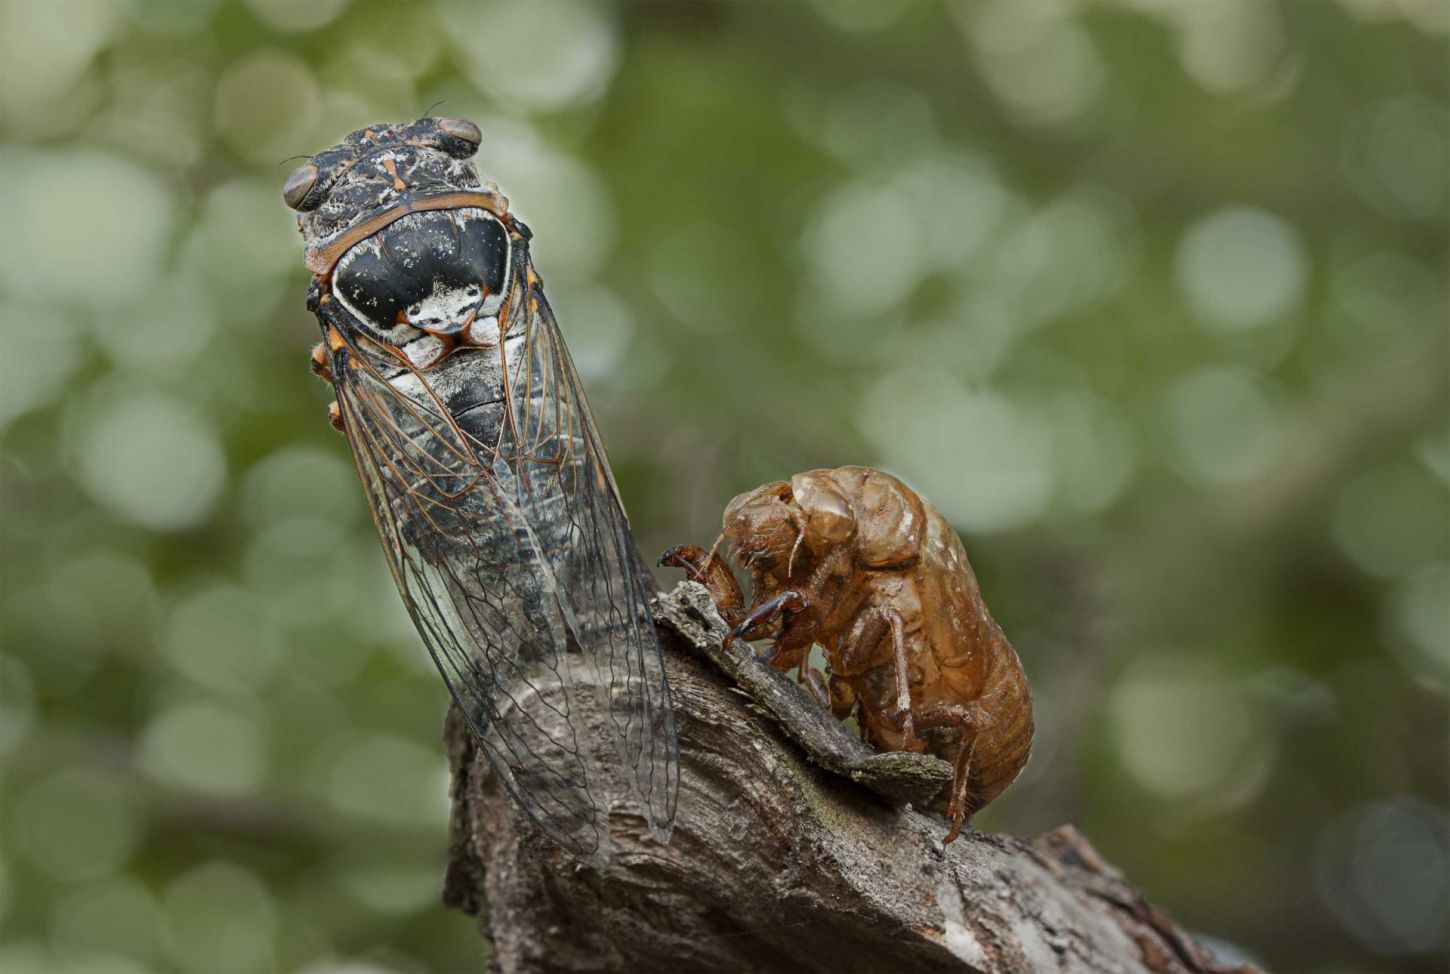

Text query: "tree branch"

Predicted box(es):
[443, 582, 1257, 974]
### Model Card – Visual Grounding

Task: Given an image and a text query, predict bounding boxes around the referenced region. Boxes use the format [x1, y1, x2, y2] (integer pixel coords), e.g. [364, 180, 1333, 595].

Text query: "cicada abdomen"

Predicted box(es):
[284, 117, 677, 862]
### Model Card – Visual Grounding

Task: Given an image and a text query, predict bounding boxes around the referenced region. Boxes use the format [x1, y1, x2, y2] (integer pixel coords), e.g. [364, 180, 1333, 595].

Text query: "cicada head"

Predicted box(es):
[723, 481, 806, 582]
[285, 117, 487, 235]
[285, 117, 521, 356]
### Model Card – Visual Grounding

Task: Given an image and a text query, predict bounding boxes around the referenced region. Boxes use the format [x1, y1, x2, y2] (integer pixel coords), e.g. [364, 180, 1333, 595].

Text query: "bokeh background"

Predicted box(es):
[2, 1, 1447, 971]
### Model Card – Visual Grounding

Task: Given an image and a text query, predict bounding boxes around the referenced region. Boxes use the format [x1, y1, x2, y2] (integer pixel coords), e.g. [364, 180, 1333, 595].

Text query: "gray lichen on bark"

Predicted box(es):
[443, 582, 1257, 974]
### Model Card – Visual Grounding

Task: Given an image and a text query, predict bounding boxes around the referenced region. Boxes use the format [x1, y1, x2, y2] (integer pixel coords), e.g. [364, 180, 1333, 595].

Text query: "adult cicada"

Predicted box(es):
[283, 117, 677, 861]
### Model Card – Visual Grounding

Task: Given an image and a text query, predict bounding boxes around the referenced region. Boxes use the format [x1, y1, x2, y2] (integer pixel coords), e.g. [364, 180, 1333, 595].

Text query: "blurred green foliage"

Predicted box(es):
[1, 1, 1447, 972]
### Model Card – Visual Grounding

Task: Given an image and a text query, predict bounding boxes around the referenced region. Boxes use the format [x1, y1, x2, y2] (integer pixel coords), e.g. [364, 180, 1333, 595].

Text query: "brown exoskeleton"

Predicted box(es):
[663, 466, 1033, 841]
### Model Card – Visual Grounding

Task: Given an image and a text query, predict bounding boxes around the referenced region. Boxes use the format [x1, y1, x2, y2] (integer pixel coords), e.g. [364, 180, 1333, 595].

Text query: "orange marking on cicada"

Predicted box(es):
[458, 307, 479, 344]
[381, 158, 407, 192]
[326, 322, 347, 353]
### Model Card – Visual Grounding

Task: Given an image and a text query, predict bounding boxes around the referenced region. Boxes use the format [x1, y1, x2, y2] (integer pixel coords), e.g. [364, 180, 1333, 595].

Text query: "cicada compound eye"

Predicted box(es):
[436, 117, 482, 158]
[282, 162, 320, 210]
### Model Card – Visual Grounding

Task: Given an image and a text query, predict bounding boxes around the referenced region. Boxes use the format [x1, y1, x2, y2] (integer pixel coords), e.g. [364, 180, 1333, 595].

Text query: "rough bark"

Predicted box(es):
[444, 582, 1257, 974]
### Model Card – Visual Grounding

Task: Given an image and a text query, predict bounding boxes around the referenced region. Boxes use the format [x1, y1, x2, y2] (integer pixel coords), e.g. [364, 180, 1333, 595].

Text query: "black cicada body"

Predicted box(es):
[284, 117, 677, 861]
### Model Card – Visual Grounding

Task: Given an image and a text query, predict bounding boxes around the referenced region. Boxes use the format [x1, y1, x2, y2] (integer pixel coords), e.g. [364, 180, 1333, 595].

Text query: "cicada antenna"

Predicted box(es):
[277, 153, 311, 168]
[703, 530, 727, 571]
[422, 99, 447, 118]
[787, 513, 807, 579]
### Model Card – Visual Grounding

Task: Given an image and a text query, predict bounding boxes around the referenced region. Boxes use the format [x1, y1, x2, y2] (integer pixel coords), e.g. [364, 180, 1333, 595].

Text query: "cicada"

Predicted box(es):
[283, 117, 677, 861]
[664, 466, 1032, 841]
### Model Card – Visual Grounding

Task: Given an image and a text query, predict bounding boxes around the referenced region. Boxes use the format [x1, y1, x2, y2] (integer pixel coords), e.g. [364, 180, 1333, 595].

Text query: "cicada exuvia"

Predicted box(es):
[664, 466, 1033, 842]
[284, 117, 677, 862]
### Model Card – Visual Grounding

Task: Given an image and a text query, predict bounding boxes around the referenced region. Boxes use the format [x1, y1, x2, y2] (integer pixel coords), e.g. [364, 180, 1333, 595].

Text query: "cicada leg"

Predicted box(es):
[803, 669, 857, 722]
[659, 543, 747, 627]
[731, 588, 811, 662]
[309, 342, 345, 433]
[801, 664, 830, 708]
[840, 607, 920, 750]
[732, 588, 808, 642]
[913, 701, 988, 843]
[310, 342, 332, 383]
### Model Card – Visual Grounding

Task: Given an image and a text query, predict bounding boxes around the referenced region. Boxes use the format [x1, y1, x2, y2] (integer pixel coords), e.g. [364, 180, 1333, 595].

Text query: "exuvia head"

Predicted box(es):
[722, 480, 801, 576]
[722, 467, 927, 580]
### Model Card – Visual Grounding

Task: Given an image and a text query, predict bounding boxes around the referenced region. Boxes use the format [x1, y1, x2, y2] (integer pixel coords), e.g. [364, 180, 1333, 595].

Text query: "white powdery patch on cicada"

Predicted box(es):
[402, 335, 448, 369]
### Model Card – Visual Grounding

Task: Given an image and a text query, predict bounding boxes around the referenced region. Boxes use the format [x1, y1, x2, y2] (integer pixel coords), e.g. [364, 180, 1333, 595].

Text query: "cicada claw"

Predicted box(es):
[660, 542, 747, 628]
[658, 544, 708, 578]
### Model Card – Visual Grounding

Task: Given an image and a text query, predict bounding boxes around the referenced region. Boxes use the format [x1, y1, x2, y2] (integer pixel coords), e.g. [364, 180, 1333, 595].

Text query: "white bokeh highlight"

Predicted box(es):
[72, 392, 226, 532]
[1176, 206, 1308, 332]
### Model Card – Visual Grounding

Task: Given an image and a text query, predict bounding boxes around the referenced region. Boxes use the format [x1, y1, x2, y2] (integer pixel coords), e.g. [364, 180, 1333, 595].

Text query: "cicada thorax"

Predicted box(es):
[325, 214, 525, 395]
[334, 208, 509, 340]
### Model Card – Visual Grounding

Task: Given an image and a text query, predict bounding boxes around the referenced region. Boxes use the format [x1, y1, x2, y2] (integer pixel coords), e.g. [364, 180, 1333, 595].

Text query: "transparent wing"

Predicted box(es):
[501, 268, 679, 836]
[332, 330, 620, 859]
[328, 250, 680, 856]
